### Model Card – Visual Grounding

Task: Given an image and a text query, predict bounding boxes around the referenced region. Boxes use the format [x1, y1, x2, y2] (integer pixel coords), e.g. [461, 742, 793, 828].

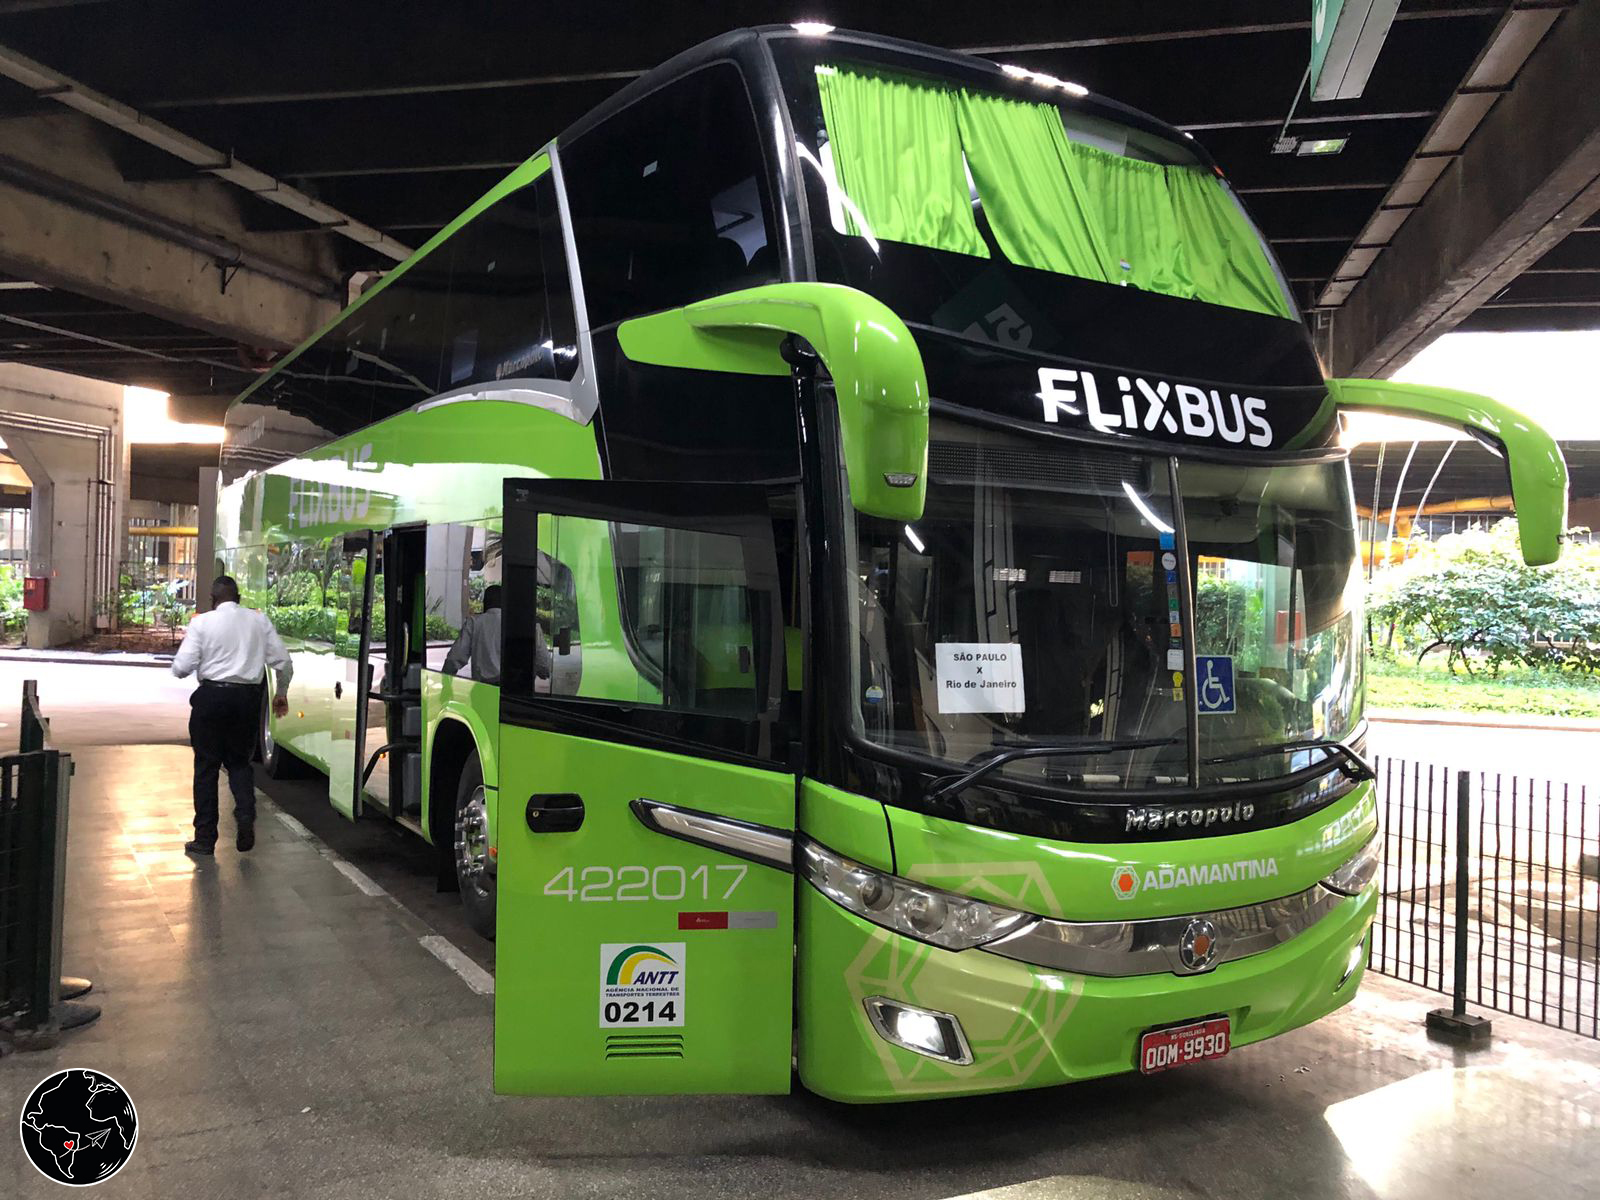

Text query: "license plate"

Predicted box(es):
[1138, 1017, 1230, 1074]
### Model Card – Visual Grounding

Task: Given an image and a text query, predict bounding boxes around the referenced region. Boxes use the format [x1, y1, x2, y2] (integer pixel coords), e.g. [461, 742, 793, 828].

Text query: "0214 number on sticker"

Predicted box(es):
[545, 863, 746, 902]
[600, 942, 685, 1028]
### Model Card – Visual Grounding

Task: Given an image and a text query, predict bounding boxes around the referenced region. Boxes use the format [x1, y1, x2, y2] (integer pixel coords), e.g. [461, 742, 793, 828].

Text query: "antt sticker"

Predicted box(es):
[599, 942, 685, 1028]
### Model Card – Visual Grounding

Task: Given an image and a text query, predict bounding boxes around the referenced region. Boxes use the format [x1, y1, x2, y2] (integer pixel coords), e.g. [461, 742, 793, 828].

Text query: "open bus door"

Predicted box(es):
[326, 532, 370, 821]
[494, 479, 796, 1095]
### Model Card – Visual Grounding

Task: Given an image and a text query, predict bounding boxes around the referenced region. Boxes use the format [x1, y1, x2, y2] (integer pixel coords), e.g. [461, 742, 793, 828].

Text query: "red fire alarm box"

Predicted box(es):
[23, 576, 48, 612]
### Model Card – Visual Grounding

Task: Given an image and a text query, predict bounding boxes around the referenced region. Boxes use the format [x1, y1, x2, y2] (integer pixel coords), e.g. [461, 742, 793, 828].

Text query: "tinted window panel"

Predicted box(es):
[225, 172, 579, 480]
[437, 174, 579, 391]
[564, 64, 776, 329]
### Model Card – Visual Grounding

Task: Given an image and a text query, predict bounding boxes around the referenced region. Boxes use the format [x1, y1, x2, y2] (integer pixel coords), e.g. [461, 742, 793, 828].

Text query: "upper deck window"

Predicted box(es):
[562, 63, 777, 329]
[814, 63, 1292, 320]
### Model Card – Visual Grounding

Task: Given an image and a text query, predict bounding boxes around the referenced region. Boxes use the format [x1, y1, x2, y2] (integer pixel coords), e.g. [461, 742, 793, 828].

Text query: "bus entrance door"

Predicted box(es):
[494, 479, 797, 1096]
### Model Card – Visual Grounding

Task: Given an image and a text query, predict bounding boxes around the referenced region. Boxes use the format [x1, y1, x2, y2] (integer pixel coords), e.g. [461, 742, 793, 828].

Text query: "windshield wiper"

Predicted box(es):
[926, 737, 1182, 801]
[1203, 737, 1374, 783]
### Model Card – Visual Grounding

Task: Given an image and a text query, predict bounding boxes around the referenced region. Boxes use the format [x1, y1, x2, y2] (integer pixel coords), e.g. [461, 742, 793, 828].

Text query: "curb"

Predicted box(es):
[1368, 708, 1600, 733]
[0, 653, 173, 669]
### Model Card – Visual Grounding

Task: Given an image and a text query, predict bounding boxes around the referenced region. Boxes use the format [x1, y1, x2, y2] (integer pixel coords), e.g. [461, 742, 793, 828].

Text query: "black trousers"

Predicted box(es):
[189, 683, 260, 847]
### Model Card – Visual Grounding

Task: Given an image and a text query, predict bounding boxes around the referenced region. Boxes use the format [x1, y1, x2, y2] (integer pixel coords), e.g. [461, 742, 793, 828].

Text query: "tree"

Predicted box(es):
[1368, 519, 1600, 675]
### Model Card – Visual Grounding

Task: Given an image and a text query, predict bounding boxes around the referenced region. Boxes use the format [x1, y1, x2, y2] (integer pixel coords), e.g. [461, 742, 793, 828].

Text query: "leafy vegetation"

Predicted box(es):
[0, 563, 25, 634]
[1368, 519, 1600, 676]
[1367, 656, 1600, 718]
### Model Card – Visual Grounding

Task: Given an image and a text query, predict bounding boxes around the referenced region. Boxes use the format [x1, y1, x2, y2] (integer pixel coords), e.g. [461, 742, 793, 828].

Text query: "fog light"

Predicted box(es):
[1338, 934, 1368, 990]
[863, 997, 973, 1065]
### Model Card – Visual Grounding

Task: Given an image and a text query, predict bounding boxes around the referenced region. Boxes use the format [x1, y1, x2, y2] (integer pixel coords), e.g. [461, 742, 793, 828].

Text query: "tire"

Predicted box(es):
[260, 691, 309, 779]
[454, 754, 496, 940]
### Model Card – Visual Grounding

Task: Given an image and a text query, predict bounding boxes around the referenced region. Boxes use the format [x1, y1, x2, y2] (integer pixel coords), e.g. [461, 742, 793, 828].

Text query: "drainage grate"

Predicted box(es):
[604, 1032, 685, 1059]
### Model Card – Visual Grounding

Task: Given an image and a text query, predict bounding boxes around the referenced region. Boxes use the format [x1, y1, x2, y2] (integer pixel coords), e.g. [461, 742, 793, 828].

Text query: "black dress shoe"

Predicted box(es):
[236, 825, 255, 852]
[184, 841, 214, 856]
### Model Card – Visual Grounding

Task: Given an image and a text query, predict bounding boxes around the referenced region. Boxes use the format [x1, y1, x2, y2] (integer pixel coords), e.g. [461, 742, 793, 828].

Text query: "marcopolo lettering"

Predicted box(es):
[1125, 801, 1257, 832]
[1038, 367, 1272, 447]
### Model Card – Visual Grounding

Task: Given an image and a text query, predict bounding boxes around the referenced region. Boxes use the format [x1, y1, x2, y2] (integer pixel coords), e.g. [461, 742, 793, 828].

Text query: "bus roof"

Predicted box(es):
[231, 26, 1226, 412]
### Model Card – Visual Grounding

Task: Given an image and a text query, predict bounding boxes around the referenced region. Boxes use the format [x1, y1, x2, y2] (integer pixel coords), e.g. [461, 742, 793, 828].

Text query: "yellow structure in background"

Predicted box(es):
[1357, 496, 1516, 567]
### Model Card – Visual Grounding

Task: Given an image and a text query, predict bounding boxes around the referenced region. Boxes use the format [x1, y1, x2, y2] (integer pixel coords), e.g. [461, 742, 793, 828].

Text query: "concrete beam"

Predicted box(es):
[0, 113, 338, 350]
[1328, 3, 1600, 377]
[0, 177, 336, 352]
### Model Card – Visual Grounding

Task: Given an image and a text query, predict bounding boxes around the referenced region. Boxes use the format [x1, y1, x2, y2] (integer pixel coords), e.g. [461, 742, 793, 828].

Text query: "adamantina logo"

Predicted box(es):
[605, 945, 680, 988]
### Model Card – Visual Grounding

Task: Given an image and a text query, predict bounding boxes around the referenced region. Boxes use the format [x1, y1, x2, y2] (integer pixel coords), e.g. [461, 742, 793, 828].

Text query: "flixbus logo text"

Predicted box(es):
[1038, 367, 1273, 447]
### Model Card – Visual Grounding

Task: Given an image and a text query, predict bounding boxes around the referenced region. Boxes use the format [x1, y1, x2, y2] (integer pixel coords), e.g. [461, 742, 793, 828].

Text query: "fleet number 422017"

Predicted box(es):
[543, 864, 747, 902]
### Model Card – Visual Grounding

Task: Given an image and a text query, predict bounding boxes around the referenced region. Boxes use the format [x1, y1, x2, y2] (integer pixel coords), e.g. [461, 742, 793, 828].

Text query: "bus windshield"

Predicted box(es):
[844, 419, 1363, 792]
[777, 45, 1314, 384]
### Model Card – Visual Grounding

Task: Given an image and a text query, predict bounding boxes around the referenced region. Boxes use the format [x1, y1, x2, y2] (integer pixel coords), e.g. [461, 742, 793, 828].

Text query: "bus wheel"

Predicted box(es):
[260, 692, 307, 779]
[454, 755, 496, 940]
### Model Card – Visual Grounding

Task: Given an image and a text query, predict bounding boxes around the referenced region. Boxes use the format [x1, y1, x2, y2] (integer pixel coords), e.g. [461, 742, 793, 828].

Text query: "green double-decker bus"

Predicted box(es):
[218, 26, 1568, 1101]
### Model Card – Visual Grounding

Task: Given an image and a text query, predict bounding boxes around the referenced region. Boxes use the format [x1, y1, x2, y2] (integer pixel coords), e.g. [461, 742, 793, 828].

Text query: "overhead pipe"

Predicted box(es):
[0, 153, 340, 300]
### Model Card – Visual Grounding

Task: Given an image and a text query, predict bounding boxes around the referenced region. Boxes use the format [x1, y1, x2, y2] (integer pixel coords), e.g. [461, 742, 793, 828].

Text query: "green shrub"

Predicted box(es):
[1368, 519, 1600, 676]
[264, 604, 337, 643]
[273, 569, 321, 606]
[0, 563, 25, 632]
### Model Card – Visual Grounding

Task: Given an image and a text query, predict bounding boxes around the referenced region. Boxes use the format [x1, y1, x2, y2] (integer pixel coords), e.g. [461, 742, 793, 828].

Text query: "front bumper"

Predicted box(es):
[796, 879, 1376, 1103]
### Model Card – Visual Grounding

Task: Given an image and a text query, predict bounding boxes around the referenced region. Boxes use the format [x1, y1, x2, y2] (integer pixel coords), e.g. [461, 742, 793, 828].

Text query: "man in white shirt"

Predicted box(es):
[442, 584, 553, 687]
[442, 584, 504, 684]
[171, 575, 293, 855]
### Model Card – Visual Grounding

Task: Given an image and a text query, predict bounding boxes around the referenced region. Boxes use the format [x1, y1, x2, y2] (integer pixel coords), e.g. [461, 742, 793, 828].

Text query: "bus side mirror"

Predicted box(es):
[1327, 378, 1569, 566]
[617, 283, 931, 522]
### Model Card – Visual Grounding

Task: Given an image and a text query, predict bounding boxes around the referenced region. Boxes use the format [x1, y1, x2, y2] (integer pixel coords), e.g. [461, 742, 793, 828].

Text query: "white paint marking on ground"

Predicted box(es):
[272, 809, 314, 839]
[260, 792, 494, 997]
[328, 857, 389, 897]
[419, 934, 496, 995]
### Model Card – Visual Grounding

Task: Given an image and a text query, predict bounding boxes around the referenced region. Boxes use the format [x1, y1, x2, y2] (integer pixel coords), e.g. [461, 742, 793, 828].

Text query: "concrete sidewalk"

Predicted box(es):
[1371, 707, 1600, 733]
[0, 647, 173, 668]
[3, 741, 1599, 1199]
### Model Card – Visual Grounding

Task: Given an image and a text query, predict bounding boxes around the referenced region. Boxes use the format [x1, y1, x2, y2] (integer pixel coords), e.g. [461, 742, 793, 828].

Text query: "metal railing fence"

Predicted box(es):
[1371, 756, 1599, 1038]
[0, 681, 86, 1050]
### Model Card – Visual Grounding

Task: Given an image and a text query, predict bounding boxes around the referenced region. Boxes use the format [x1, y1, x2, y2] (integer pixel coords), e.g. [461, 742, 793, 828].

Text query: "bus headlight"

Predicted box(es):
[798, 839, 1035, 950]
[1321, 833, 1381, 896]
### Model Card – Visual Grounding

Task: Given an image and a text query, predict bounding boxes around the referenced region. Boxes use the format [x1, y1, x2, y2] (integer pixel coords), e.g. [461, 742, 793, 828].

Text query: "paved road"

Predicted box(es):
[7, 658, 1600, 1199]
[1367, 717, 1598, 787]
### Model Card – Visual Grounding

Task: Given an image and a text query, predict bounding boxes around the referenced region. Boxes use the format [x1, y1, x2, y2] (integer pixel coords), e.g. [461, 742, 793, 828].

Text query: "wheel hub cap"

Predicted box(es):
[455, 787, 490, 897]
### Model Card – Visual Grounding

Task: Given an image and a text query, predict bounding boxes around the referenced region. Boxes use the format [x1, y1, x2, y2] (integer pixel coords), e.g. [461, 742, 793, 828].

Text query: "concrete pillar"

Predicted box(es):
[196, 465, 219, 607]
[0, 363, 125, 648]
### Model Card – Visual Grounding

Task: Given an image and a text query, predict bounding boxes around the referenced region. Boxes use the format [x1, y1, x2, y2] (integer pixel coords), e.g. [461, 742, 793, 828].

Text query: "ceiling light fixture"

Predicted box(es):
[999, 64, 1087, 96]
[1297, 136, 1349, 157]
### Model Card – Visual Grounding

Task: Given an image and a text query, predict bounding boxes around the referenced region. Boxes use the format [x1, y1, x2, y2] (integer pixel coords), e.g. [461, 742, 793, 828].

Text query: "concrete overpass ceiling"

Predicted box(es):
[1350, 438, 1600, 511]
[0, 0, 1589, 396]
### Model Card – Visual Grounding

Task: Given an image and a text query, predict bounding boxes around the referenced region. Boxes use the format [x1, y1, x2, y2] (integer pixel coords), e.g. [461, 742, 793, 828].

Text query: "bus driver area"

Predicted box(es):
[3, 14, 1600, 1200]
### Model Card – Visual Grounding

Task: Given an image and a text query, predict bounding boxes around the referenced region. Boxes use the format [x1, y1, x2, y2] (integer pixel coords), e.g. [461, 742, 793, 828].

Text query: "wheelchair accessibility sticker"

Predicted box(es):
[1196, 655, 1236, 715]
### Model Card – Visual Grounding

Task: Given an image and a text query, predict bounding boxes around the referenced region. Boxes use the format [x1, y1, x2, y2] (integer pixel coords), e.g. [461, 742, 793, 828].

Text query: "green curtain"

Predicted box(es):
[1063, 140, 1191, 298]
[951, 89, 1109, 280]
[814, 66, 987, 258]
[1166, 166, 1293, 319]
[815, 63, 1293, 318]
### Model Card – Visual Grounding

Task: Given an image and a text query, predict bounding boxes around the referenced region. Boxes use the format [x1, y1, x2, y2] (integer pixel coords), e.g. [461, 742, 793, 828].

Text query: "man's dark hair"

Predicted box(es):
[482, 584, 503, 610]
[212, 575, 241, 606]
